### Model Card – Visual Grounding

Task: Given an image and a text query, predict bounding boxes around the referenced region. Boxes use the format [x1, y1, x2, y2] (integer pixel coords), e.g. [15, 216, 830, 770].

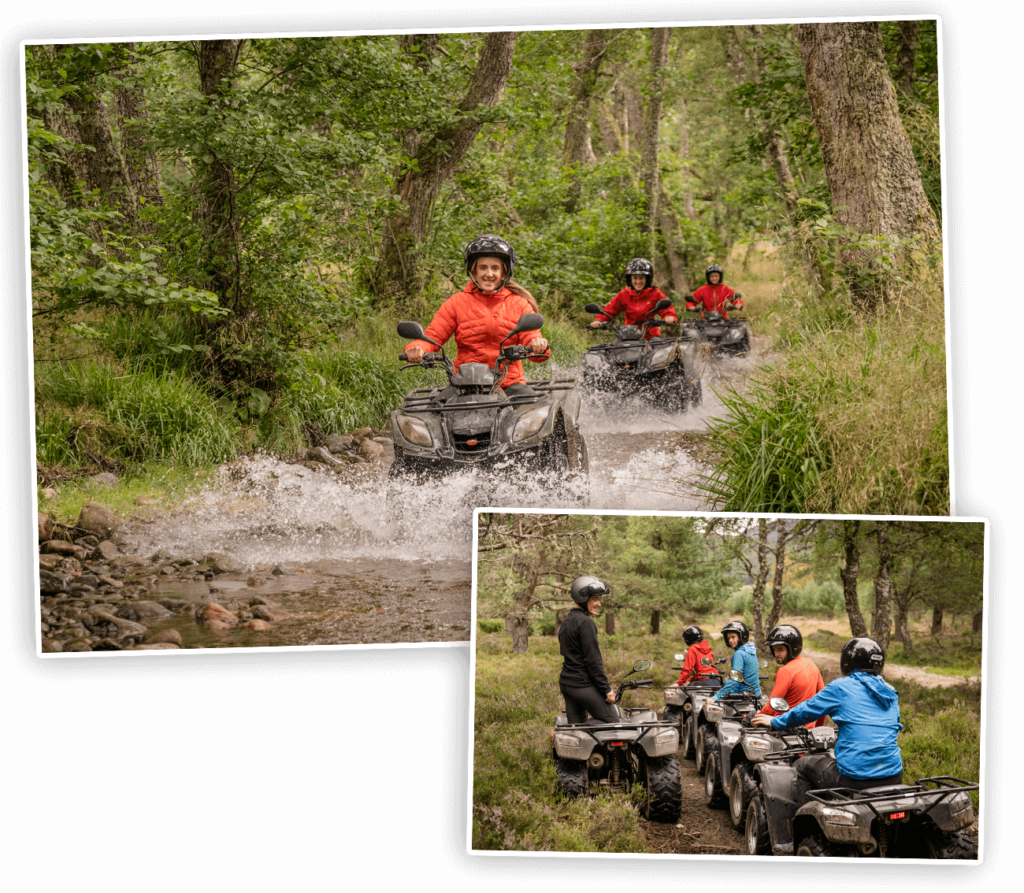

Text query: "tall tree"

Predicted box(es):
[640, 28, 670, 251]
[376, 32, 517, 296]
[563, 29, 612, 212]
[765, 518, 790, 631]
[840, 520, 870, 637]
[871, 521, 894, 652]
[895, 21, 921, 97]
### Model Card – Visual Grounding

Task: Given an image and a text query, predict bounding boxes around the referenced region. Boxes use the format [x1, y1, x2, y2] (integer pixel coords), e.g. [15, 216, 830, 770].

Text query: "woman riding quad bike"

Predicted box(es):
[683, 264, 750, 354]
[589, 258, 678, 337]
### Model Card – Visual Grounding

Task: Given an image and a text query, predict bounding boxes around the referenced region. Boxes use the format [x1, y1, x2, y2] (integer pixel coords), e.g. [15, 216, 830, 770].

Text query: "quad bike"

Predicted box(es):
[551, 659, 683, 823]
[694, 661, 768, 778]
[744, 700, 978, 859]
[681, 298, 750, 355]
[388, 315, 586, 494]
[580, 300, 703, 410]
[662, 652, 722, 760]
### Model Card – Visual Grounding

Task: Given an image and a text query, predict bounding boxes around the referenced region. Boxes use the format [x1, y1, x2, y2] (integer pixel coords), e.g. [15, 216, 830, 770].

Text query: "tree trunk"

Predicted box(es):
[840, 520, 869, 637]
[194, 39, 245, 310]
[677, 97, 696, 220]
[795, 22, 938, 305]
[895, 21, 921, 97]
[605, 611, 616, 635]
[972, 610, 982, 633]
[896, 598, 914, 653]
[640, 28, 670, 250]
[564, 29, 610, 212]
[872, 521, 893, 652]
[656, 194, 690, 296]
[111, 42, 163, 212]
[650, 609, 661, 636]
[931, 606, 944, 637]
[751, 519, 770, 645]
[505, 613, 530, 653]
[377, 32, 517, 296]
[766, 519, 789, 631]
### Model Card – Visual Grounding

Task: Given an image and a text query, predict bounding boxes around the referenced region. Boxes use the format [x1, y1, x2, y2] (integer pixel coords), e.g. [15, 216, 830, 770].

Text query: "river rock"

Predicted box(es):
[41, 638, 63, 653]
[91, 608, 148, 640]
[92, 638, 123, 651]
[131, 642, 181, 650]
[75, 535, 100, 549]
[41, 539, 86, 558]
[246, 576, 265, 587]
[110, 555, 147, 568]
[326, 434, 354, 453]
[77, 502, 117, 536]
[146, 628, 184, 646]
[204, 553, 242, 575]
[63, 640, 93, 652]
[358, 439, 384, 461]
[38, 553, 62, 570]
[96, 574, 122, 589]
[117, 600, 171, 622]
[86, 472, 119, 490]
[241, 619, 271, 631]
[89, 541, 118, 561]
[38, 513, 53, 542]
[158, 599, 194, 615]
[39, 570, 72, 594]
[196, 602, 238, 626]
[351, 427, 373, 439]
[307, 446, 343, 466]
[42, 488, 58, 501]
[372, 438, 395, 460]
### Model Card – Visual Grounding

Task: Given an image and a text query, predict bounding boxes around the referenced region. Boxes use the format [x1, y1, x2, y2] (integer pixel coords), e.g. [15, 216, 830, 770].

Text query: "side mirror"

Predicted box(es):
[654, 298, 671, 312]
[584, 303, 603, 314]
[729, 669, 744, 683]
[633, 659, 651, 672]
[397, 321, 443, 349]
[769, 697, 790, 713]
[506, 313, 544, 337]
[673, 653, 686, 662]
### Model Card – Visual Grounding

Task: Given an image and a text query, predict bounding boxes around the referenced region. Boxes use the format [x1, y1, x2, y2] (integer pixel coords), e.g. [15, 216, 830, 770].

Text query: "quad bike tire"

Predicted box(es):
[729, 765, 759, 831]
[745, 795, 771, 855]
[796, 832, 846, 857]
[643, 755, 683, 823]
[553, 757, 588, 800]
[925, 829, 978, 860]
[663, 705, 683, 736]
[695, 725, 714, 775]
[680, 714, 695, 760]
[704, 753, 727, 808]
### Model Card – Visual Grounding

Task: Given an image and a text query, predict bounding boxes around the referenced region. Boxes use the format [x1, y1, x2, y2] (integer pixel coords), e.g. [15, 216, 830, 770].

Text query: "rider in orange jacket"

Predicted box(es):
[687, 264, 743, 318]
[404, 235, 550, 393]
[757, 625, 826, 729]
[590, 258, 677, 339]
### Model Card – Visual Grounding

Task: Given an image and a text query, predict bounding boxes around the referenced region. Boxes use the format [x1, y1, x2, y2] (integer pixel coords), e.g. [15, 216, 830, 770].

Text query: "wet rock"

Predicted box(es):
[74, 535, 100, 549]
[92, 638, 123, 651]
[91, 608, 148, 640]
[204, 553, 242, 575]
[88, 541, 117, 561]
[201, 619, 232, 632]
[39, 570, 72, 594]
[351, 427, 373, 439]
[64, 640, 93, 652]
[307, 446, 343, 466]
[146, 628, 184, 646]
[372, 438, 395, 460]
[241, 619, 271, 631]
[42, 488, 58, 501]
[41, 539, 86, 558]
[86, 472, 119, 491]
[117, 600, 171, 622]
[158, 599, 194, 616]
[131, 642, 181, 650]
[41, 638, 63, 653]
[75, 574, 101, 588]
[110, 555, 147, 569]
[246, 576, 265, 587]
[97, 574, 123, 590]
[77, 502, 117, 537]
[38, 553, 62, 570]
[326, 434, 354, 453]
[358, 439, 385, 461]
[249, 594, 271, 606]
[38, 513, 53, 542]
[251, 604, 288, 622]
[271, 566, 285, 576]
[196, 602, 238, 626]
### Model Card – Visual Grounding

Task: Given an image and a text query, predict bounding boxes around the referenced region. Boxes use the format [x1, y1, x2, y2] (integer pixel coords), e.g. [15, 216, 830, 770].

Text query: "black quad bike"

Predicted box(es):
[681, 300, 750, 355]
[662, 652, 722, 760]
[551, 659, 683, 823]
[744, 702, 978, 859]
[580, 300, 703, 411]
[694, 662, 768, 778]
[389, 315, 586, 490]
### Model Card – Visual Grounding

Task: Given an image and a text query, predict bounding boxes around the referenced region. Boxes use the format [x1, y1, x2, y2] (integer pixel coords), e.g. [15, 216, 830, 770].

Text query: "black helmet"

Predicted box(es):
[765, 625, 803, 663]
[625, 257, 654, 290]
[705, 263, 724, 285]
[840, 637, 886, 676]
[465, 234, 515, 287]
[682, 625, 704, 646]
[570, 575, 610, 607]
[720, 620, 749, 648]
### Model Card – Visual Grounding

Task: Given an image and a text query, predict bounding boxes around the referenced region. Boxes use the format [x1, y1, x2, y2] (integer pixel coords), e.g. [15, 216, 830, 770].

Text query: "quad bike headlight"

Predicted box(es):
[723, 327, 744, 342]
[554, 732, 586, 757]
[742, 735, 773, 761]
[396, 414, 432, 447]
[649, 345, 675, 367]
[704, 703, 724, 722]
[820, 807, 857, 826]
[583, 352, 603, 368]
[512, 404, 551, 442]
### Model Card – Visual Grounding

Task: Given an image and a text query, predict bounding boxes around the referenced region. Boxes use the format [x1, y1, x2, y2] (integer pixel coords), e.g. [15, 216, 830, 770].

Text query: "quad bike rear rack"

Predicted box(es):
[805, 775, 978, 821]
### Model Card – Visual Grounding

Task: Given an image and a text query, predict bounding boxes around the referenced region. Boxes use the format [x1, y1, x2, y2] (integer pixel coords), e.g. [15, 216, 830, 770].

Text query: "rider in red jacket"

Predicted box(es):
[757, 625, 826, 729]
[590, 258, 677, 339]
[687, 264, 743, 318]
[677, 626, 722, 686]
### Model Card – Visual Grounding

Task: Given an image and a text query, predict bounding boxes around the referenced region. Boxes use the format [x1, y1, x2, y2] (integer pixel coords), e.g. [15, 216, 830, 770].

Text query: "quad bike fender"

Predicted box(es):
[638, 726, 679, 758]
[924, 793, 976, 832]
[664, 688, 688, 707]
[716, 721, 743, 794]
[756, 762, 799, 856]
[552, 727, 598, 761]
[794, 800, 875, 846]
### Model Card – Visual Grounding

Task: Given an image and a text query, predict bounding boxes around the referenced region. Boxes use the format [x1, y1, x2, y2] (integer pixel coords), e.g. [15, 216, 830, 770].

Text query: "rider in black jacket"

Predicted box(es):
[558, 575, 617, 723]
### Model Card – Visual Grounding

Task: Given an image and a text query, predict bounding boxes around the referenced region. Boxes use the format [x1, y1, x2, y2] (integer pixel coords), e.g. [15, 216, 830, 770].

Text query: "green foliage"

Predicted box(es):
[729, 579, 844, 619]
[478, 619, 505, 634]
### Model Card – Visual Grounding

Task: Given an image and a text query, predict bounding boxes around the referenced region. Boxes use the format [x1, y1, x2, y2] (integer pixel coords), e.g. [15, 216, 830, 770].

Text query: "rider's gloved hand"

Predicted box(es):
[529, 337, 549, 355]
[589, 320, 603, 328]
[406, 346, 425, 363]
[605, 690, 616, 703]
[663, 315, 677, 324]
[685, 302, 697, 312]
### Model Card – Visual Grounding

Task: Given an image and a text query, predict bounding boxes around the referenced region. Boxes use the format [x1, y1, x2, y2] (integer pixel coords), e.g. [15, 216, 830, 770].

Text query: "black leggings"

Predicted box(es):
[795, 753, 904, 804]
[560, 684, 617, 724]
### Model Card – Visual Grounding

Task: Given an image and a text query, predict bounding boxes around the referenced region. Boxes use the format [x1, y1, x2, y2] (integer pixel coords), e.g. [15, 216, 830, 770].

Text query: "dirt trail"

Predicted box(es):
[802, 649, 980, 689]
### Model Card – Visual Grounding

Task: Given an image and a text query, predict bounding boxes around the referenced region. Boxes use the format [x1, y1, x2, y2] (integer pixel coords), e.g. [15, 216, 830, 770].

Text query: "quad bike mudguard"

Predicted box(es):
[755, 761, 801, 856]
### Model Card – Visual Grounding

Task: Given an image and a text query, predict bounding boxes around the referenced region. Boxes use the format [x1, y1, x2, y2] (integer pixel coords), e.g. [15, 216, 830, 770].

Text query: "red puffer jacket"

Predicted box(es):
[404, 283, 550, 388]
[594, 287, 677, 339]
[678, 640, 721, 685]
[687, 283, 742, 317]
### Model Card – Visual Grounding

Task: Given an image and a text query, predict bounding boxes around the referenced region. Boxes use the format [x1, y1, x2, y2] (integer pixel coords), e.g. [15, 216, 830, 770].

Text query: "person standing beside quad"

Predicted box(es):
[756, 625, 826, 729]
[710, 620, 762, 701]
[687, 264, 743, 318]
[676, 625, 722, 687]
[403, 234, 550, 397]
[589, 258, 678, 339]
[558, 576, 617, 724]
[751, 637, 903, 801]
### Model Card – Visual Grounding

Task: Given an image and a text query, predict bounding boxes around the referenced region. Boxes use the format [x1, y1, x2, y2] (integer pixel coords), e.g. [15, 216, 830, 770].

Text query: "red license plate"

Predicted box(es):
[890, 811, 905, 820]
[610, 742, 623, 747]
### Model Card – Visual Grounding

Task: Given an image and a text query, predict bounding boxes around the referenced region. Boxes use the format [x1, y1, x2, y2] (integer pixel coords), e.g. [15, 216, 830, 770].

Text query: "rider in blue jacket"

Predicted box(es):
[710, 620, 762, 700]
[752, 637, 903, 801]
